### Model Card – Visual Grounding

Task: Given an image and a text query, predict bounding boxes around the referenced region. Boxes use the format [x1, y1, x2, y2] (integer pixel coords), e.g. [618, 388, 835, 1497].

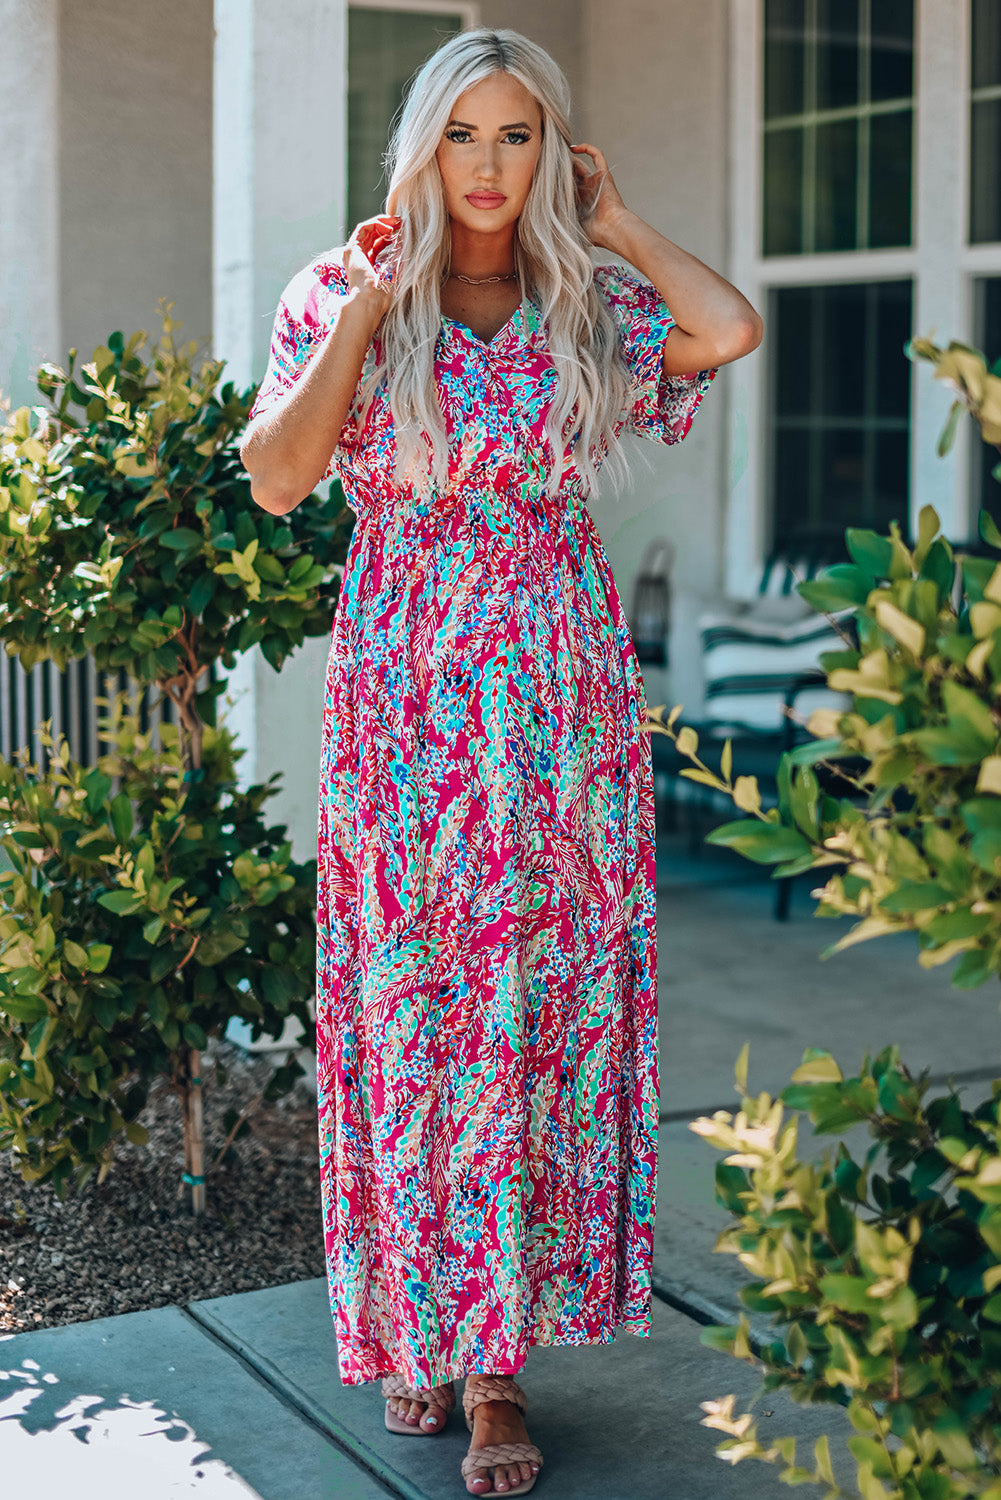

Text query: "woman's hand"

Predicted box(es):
[570, 143, 630, 251]
[342, 214, 401, 323]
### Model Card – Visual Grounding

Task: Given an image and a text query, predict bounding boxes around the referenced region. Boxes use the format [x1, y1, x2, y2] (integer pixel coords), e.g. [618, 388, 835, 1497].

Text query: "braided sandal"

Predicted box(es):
[381, 1372, 456, 1435]
[461, 1376, 543, 1497]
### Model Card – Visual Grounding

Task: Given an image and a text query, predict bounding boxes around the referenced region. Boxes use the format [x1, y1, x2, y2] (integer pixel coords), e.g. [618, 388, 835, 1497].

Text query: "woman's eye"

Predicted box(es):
[443, 129, 532, 145]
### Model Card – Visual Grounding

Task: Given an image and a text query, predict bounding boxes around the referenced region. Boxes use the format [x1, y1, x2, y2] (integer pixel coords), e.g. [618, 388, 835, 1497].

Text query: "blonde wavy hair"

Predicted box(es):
[356, 26, 635, 501]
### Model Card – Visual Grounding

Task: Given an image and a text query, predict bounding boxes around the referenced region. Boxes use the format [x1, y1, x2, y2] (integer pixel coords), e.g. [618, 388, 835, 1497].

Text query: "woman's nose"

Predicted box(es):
[473, 145, 500, 181]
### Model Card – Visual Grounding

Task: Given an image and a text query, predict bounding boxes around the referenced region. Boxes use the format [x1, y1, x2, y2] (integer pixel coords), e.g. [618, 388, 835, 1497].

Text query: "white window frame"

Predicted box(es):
[348, 0, 479, 26]
[725, 0, 1001, 600]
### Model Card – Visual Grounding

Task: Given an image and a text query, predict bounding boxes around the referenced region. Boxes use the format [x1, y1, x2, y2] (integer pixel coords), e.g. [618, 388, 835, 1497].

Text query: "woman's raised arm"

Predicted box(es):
[240, 217, 398, 514]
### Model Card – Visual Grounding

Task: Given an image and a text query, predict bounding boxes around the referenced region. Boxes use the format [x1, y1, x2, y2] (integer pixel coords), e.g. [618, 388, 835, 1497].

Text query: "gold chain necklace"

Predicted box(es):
[448, 270, 518, 284]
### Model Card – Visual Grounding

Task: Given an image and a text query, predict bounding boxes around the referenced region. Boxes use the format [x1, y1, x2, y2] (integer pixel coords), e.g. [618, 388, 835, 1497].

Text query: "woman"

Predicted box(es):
[241, 27, 761, 1498]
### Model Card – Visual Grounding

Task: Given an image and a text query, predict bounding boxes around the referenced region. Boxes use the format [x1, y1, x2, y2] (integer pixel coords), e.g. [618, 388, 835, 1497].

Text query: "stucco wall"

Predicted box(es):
[0, 1, 60, 410]
[580, 0, 732, 720]
[59, 0, 214, 368]
[480, 1, 583, 111]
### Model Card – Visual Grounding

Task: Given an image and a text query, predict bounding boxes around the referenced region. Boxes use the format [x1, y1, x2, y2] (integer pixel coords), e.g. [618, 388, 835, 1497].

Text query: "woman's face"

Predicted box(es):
[435, 71, 544, 238]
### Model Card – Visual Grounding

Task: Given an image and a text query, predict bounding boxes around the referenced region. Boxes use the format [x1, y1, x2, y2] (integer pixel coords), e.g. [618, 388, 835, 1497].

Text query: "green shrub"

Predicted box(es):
[647, 334, 1001, 1495]
[694, 1045, 1001, 1499]
[0, 307, 349, 1206]
[0, 699, 316, 1195]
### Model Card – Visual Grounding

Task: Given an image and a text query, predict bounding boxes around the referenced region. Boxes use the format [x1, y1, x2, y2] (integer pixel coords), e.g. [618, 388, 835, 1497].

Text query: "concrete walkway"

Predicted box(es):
[0, 1279, 851, 1499]
[2, 829, 994, 1498]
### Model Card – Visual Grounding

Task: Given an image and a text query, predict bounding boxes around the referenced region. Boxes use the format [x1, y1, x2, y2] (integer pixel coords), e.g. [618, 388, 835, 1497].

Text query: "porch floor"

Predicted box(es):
[2, 827, 994, 1498]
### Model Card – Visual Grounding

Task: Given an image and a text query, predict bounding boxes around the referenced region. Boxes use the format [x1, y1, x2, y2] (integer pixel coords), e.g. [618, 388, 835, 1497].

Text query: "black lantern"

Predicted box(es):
[631, 539, 673, 667]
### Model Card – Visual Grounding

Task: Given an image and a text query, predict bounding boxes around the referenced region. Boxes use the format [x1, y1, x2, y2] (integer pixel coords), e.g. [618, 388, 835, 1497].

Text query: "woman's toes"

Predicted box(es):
[467, 1475, 491, 1495]
[405, 1398, 423, 1424]
[420, 1404, 440, 1430]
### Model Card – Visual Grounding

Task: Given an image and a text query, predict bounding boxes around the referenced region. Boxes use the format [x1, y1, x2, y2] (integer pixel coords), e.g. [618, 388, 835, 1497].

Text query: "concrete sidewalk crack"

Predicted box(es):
[181, 1305, 422, 1500]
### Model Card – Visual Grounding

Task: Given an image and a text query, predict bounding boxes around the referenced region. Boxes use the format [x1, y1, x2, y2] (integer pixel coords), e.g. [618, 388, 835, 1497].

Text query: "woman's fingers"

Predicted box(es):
[570, 142, 607, 172]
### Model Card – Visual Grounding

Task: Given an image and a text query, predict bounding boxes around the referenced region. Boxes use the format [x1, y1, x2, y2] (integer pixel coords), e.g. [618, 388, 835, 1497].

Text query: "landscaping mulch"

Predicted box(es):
[0, 1038, 326, 1334]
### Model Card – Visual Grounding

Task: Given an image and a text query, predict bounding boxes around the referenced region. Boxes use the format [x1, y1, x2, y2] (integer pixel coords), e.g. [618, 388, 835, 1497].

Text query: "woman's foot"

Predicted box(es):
[386, 1390, 443, 1431]
[463, 1374, 540, 1495]
[382, 1375, 454, 1433]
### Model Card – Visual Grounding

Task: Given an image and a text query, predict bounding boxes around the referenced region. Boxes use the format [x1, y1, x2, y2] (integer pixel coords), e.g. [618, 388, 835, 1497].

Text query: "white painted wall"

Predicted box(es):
[58, 0, 213, 371]
[580, 0, 738, 723]
[0, 0, 60, 410]
[213, 0, 350, 857]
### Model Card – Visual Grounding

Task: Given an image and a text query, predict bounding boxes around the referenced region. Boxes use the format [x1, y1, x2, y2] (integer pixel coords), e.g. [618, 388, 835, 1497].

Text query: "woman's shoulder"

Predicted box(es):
[277, 248, 351, 339]
[592, 260, 662, 317]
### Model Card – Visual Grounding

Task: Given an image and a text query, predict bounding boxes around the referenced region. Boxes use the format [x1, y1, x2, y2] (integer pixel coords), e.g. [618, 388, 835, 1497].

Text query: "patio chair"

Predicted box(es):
[651, 550, 858, 920]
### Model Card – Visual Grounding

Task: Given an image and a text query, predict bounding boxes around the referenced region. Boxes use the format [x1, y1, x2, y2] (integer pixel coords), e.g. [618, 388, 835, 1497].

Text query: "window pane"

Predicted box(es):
[821, 425, 868, 525]
[976, 277, 1001, 532]
[774, 286, 812, 414]
[764, 0, 807, 119]
[763, 127, 804, 255]
[821, 284, 867, 417]
[816, 0, 859, 112]
[772, 426, 814, 548]
[769, 281, 912, 554]
[873, 429, 910, 532]
[869, 109, 912, 247]
[347, 8, 462, 234]
[762, 1, 913, 256]
[972, 0, 1001, 91]
[870, 0, 914, 102]
[874, 279, 913, 418]
[971, 97, 1001, 245]
[814, 117, 857, 251]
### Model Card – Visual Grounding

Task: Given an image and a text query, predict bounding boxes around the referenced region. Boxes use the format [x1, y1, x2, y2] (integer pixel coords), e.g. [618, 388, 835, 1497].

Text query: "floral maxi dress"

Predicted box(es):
[249, 252, 718, 1388]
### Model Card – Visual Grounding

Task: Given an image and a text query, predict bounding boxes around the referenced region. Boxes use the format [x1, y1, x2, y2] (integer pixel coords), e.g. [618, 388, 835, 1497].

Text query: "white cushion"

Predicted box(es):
[699, 608, 853, 735]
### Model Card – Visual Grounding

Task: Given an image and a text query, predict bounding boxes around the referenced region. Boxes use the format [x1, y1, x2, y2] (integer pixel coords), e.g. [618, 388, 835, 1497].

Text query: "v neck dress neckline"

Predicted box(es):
[440, 297, 528, 350]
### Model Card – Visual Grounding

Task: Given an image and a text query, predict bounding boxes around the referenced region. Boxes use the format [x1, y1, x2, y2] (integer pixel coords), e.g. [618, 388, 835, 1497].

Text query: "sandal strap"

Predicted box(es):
[381, 1374, 456, 1412]
[462, 1375, 528, 1428]
[461, 1442, 544, 1478]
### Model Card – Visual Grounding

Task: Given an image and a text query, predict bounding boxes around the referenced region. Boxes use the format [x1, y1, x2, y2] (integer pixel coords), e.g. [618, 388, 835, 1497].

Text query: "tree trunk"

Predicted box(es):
[181, 1046, 207, 1216]
[168, 638, 208, 1215]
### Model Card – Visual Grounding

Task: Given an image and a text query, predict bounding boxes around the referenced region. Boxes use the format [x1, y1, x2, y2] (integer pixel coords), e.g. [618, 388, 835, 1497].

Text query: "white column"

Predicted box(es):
[0, 0, 60, 409]
[912, 0, 970, 540]
[213, 0, 347, 819]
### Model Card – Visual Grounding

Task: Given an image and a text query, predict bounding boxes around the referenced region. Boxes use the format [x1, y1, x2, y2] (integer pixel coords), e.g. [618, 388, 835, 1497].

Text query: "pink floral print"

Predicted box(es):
[249, 250, 717, 1387]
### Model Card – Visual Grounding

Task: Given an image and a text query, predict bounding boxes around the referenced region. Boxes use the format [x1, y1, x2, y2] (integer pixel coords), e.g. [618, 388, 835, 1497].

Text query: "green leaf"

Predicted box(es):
[110, 791, 133, 843]
[1, 992, 48, 1022]
[846, 528, 894, 580]
[980, 508, 1001, 550]
[182, 1021, 208, 1049]
[705, 820, 812, 865]
[159, 527, 203, 550]
[790, 1051, 843, 1084]
[936, 398, 964, 457]
[63, 939, 90, 970]
[97, 889, 141, 915]
[188, 572, 217, 614]
[87, 943, 112, 973]
[734, 1041, 749, 1096]
[798, 566, 870, 612]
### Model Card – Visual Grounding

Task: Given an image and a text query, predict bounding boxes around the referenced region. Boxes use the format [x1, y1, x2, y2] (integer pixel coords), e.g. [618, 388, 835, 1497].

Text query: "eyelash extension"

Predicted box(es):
[444, 129, 532, 145]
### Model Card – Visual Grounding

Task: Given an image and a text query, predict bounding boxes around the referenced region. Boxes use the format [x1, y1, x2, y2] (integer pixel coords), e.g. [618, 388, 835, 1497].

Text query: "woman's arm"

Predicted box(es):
[572, 143, 763, 377]
[240, 216, 398, 515]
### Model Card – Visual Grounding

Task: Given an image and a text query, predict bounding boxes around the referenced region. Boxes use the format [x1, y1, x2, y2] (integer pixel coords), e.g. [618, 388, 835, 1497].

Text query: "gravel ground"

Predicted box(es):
[0, 1038, 326, 1334]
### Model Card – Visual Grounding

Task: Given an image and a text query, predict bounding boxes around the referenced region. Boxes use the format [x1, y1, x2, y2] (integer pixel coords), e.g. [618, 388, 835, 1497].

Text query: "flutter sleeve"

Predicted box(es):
[247, 253, 352, 481]
[592, 261, 719, 445]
